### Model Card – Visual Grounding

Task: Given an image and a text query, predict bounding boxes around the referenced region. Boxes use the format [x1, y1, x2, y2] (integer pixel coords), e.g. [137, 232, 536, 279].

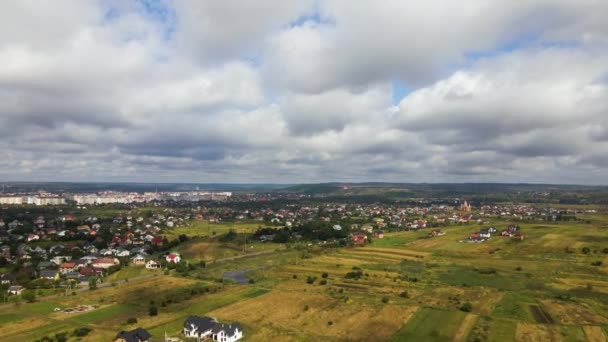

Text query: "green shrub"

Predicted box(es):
[460, 302, 473, 312]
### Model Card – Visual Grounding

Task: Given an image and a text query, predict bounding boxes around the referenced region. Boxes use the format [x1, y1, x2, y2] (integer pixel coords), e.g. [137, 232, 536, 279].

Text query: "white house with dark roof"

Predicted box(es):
[183, 316, 243, 341]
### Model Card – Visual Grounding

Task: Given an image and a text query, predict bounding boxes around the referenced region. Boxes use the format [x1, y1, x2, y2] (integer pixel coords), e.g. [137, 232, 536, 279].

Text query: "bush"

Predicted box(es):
[149, 306, 158, 316]
[292, 274, 297, 279]
[582, 247, 591, 254]
[126, 317, 138, 324]
[460, 302, 473, 312]
[319, 279, 327, 285]
[306, 276, 317, 284]
[399, 291, 409, 298]
[54, 332, 68, 342]
[22, 290, 36, 303]
[248, 278, 255, 284]
[515, 266, 522, 271]
[72, 327, 91, 337]
[591, 261, 603, 266]
[327, 321, 333, 326]
[345, 270, 363, 280]
[381, 297, 389, 303]
[304, 305, 309, 311]
[322, 272, 328, 278]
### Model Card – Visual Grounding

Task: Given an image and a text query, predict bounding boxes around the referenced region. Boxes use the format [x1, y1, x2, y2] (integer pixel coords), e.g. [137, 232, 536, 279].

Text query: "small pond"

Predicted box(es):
[223, 269, 249, 284]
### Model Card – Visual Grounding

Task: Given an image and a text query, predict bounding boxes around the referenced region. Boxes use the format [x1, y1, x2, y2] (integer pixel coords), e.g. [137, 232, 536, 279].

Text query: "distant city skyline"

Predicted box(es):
[1, 1, 608, 184]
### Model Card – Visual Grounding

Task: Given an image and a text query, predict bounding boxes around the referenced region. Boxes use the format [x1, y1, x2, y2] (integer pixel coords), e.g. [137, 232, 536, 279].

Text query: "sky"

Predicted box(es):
[1, 1, 608, 184]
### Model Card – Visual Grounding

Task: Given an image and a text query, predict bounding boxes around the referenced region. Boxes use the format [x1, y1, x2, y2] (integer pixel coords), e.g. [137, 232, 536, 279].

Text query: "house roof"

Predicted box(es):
[60, 262, 76, 268]
[183, 315, 216, 331]
[1, 273, 16, 281]
[115, 328, 151, 342]
[93, 258, 116, 264]
[211, 323, 242, 336]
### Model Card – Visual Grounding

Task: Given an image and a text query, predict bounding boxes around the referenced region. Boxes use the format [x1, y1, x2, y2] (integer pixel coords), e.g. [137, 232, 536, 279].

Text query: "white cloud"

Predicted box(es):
[0, 1, 608, 183]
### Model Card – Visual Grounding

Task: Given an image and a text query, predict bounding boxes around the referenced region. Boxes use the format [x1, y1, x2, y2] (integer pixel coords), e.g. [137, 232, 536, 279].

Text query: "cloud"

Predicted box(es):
[0, 1, 608, 184]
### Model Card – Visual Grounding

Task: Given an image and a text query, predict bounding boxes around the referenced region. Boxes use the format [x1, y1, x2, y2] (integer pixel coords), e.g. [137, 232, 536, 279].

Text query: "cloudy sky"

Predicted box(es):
[1, 1, 608, 184]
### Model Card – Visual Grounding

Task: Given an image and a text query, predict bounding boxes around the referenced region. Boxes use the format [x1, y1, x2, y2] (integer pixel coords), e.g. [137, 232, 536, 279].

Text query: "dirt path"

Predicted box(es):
[206, 248, 277, 265]
[453, 313, 477, 342]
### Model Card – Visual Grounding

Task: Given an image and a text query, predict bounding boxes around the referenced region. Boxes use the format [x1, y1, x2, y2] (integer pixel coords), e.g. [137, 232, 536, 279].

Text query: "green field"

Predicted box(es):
[390, 307, 467, 341]
[3, 215, 608, 341]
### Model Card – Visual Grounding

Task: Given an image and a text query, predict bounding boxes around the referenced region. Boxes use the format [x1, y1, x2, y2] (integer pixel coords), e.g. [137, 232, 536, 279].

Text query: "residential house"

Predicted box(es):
[115, 249, 130, 257]
[40, 270, 60, 281]
[478, 229, 491, 239]
[351, 234, 367, 246]
[145, 260, 160, 269]
[60, 262, 77, 274]
[183, 316, 219, 339]
[151, 237, 164, 246]
[166, 253, 181, 263]
[73, 259, 89, 269]
[132, 255, 146, 266]
[0, 245, 11, 259]
[92, 258, 120, 269]
[8, 285, 25, 295]
[65, 272, 81, 280]
[27, 234, 40, 242]
[183, 316, 243, 342]
[0, 273, 16, 285]
[114, 328, 151, 342]
[52, 256, 71, 265]
[211, 323, 243, 342]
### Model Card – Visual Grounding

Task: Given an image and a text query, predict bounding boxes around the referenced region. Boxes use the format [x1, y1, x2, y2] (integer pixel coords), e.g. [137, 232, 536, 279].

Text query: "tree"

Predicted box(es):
[22, 290, 36, 303]
[149, 306, 158, 316]
[88, 276, 98, 290]
[582, 247, 591, 254]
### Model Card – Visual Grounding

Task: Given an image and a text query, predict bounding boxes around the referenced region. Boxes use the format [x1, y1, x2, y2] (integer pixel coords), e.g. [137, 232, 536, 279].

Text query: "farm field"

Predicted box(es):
[2, 215, 608, 341]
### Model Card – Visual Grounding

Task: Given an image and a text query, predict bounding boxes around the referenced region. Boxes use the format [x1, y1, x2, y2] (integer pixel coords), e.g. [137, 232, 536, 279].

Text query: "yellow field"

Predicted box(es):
[210, 290, 418, 341]
[582, 325, 607, 342]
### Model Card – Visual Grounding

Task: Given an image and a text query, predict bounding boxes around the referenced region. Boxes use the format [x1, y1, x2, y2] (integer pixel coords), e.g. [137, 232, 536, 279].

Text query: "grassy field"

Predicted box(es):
[164, 221, 263, 239]
[3, 215, 608, 341]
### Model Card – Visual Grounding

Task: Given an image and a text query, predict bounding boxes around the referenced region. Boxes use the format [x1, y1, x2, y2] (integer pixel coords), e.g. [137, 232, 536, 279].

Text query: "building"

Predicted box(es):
[145, 260, 160, 269]
[0, 195, 24, 205]
[460, 201, 472, 212]
[165, 253, 181, 263]
[183, 316, 243, 342]
[7, 285, 25, 295]
[59, 262, 76, 274]
[132, 255, 146, 266]
[34, 195, 66, 206]
[92, 258, 120, 269]
[114, 328, 151, 342]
